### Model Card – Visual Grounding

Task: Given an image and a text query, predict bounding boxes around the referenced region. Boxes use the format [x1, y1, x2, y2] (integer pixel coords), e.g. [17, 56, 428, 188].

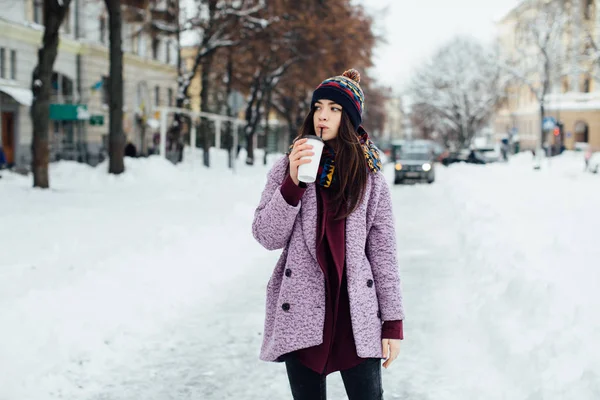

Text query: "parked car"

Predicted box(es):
[393, 150, 435, 184]
[466, 149, 488, 164]
[476, 146, 501, 163]
[440, 149, 488, 166]
[440, 149, 468, 166]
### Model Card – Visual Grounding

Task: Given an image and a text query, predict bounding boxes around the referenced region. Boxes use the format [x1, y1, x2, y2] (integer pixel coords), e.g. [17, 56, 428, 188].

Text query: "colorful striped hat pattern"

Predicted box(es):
[311, 69, 365, 130]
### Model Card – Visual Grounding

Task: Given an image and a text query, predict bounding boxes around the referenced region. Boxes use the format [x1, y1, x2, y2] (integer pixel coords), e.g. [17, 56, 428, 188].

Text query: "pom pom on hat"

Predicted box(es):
[342, 68, 361, 84]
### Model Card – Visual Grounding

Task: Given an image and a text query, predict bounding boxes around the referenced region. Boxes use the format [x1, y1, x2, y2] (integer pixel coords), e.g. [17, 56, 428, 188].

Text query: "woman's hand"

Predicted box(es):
[288, 138, 314, 186]
[382, 339, 401, 369]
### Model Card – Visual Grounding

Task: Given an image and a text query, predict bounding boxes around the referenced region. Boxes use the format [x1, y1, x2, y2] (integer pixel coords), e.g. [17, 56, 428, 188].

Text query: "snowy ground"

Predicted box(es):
[1, 149, 599, 400]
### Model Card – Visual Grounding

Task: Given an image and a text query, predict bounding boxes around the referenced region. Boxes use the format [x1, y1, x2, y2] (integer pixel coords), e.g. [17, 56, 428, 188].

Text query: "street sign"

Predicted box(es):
[50, 104, 89, 121]
[89, 115, 104, 126]
[542, 116, 557, 131]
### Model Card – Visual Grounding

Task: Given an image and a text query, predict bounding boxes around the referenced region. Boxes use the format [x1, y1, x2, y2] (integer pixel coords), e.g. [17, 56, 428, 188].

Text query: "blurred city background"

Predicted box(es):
[1, 1, 599, 399]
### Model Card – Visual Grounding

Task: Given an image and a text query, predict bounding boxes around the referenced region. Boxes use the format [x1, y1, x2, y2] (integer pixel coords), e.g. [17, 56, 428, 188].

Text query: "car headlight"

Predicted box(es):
[395, 163, 402, 171]
[422, 163, 431, 171]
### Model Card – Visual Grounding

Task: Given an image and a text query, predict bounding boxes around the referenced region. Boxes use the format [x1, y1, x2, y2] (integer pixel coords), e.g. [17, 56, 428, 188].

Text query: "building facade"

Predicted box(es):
[381, 92, 405, 142]
[0, 0, 178, 168]
[494, 0, 600, 152]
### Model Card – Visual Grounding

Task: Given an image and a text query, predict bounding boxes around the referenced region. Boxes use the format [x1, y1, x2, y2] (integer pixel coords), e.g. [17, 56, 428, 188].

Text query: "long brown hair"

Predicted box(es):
[293, 108, 368, 219]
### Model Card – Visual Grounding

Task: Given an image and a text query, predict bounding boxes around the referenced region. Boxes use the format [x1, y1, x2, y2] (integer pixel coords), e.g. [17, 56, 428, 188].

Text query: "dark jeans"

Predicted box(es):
[285, 356, 384, 400]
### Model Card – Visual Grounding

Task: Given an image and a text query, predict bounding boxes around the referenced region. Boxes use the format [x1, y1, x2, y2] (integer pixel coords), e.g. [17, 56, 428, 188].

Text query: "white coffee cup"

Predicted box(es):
[297, 135, 325, 184]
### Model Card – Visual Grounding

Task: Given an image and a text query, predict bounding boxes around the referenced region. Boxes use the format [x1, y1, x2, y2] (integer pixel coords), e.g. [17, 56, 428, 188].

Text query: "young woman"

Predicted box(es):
[252, 69, 405, 400]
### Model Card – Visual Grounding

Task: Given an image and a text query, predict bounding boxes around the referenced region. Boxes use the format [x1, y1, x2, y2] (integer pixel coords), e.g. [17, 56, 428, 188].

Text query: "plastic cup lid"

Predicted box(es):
[303, 135, 324, 142]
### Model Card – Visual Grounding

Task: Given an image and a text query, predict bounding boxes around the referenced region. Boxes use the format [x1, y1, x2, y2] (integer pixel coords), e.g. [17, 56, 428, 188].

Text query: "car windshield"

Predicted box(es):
[400, 153, 429, 161]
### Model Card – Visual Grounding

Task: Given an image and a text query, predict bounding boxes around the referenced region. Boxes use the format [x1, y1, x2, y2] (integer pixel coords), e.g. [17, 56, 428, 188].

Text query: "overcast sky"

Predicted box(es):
[360, 0, 522, 92]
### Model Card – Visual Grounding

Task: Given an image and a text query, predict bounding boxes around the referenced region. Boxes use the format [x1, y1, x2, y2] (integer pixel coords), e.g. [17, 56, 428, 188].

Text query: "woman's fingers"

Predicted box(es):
[290, 149, 314, 166]
[292, 146, 313, 158]
[382, 339, 389, 359]
[294, 138, 308, 147]
[295, 150, 314, 160]
[382, 339, 401, 369]
[292, 139, 312, 153]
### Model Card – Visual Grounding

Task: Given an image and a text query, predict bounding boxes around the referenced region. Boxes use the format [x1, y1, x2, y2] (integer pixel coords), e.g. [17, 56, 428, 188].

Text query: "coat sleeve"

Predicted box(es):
[366, 173, 405, 322]
[252, 156, 304, 250]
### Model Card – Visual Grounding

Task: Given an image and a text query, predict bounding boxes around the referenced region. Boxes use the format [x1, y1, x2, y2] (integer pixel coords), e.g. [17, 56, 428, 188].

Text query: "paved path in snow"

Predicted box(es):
[7, 158, 597, 399]
[80, 166, 466, 400]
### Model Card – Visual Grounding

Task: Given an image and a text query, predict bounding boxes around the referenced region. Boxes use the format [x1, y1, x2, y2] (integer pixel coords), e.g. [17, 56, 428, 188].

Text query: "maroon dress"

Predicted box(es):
[280, 174, 403, 375]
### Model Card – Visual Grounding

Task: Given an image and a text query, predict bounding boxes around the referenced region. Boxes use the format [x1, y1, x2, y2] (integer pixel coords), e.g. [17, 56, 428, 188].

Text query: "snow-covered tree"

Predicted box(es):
[500, 0, 569, 154]
[179, 0, 267, 109]
[579, 0, 600, 82]
[409, 102, 449, 146]
[179, 0, 268, 166]
[178, 0, 379, 166]
[409, 36, 504, 149]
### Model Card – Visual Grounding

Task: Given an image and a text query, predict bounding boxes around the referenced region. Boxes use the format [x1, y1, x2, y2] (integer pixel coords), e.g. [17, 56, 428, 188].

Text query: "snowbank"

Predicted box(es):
[0, 148, 598, 399]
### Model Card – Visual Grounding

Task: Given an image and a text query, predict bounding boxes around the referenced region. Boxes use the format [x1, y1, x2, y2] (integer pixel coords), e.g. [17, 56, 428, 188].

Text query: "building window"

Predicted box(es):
[168, 88, 173, 107]
[62, 75, 74, 103]
[583, 77, 591, 93]
[152, 37, 160, 60]
[33, 0, 43, 24]
[130, 28, 136, 53]
[10, 50, 16, 80]
[137, 32, 146, 57]
[166, 42, 172, 64]
[102, 76, 111, 105]
[100, 16, 106, 44]
[155, 86, 160, 106]
[562, 77, 569, 93]
[584, 0, 593, 20]
[0, 48, 5, 79]
[63, 9, 71, 34]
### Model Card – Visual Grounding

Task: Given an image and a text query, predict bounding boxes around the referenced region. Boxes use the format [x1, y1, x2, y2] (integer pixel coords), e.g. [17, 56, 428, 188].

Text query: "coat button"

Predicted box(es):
[367, 279, 374, 288]
[282, 303, 290, 312]
[285, 269, 292, 277]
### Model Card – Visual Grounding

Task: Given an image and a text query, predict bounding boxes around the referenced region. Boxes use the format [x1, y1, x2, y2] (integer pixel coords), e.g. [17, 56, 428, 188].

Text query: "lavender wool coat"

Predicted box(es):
[252, 156, 405, 362]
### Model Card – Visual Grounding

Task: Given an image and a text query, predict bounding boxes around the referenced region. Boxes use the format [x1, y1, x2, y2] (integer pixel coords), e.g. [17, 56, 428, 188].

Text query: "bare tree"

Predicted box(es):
[241, 56, 298, 165]
[580, 0, 600, 81]
[104, 0, 125, 174]
[409, 36, 504, 150]
[501, 0, 568, 158]
[30, 0, 73, 188]
[361, 79, 389, 139]
[179, 0, 267, 166]
[237, 0, 377, 164]
[409, 103, 449, 145]
[179, 0, 267, 109]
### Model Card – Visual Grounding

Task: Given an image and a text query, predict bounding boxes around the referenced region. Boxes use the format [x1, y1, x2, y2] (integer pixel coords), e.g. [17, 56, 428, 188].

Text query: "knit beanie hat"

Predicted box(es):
[311, 69, 365, 130]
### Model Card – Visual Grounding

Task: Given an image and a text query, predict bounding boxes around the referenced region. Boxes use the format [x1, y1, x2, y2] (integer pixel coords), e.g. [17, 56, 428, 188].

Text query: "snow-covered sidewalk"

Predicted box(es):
[1, 150, 599, 399]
